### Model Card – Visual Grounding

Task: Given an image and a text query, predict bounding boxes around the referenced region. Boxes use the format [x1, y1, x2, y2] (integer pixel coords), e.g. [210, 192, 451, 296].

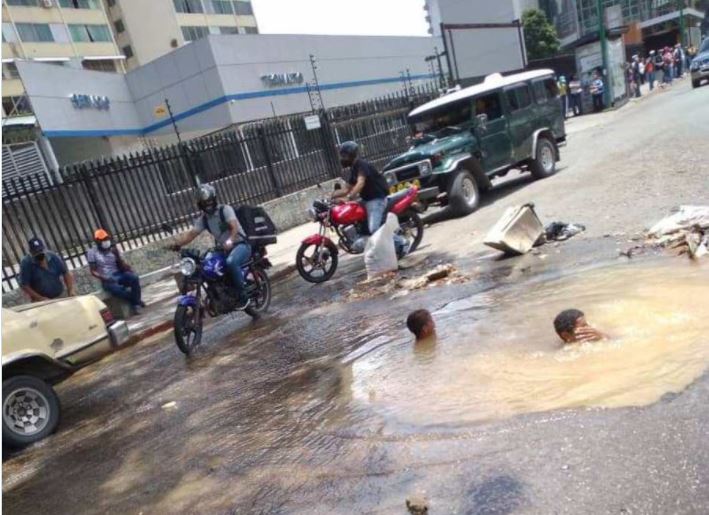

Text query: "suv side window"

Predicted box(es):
[532, 78, 559, 103]
[474, 92, 503, 121]
[506, 84, 532, 112]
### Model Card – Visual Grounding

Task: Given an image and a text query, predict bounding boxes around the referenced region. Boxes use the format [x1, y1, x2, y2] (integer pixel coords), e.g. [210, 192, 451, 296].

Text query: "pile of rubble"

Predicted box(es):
[645, 206, 709, 259]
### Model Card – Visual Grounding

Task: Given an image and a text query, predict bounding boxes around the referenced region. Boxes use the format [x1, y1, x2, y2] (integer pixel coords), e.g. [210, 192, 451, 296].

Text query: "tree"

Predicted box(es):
[522, 9, 561, 61]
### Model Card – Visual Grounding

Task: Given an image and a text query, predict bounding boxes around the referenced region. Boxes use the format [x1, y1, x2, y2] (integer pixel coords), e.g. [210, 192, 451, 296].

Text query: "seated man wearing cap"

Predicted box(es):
[88, 228, 144, 314]
[19, 237, 76, 302]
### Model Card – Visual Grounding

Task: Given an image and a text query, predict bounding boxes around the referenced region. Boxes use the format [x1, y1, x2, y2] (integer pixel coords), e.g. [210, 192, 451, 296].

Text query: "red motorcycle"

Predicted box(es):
[296, 186, 424, 283]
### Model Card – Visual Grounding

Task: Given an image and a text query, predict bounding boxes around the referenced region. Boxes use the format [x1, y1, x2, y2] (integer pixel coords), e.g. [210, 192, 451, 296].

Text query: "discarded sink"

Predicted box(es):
[484, 204, 544, 255]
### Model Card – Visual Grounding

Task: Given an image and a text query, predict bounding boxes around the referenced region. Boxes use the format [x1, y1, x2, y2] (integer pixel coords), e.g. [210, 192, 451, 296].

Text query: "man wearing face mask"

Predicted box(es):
[19, 237, 76, 302]
[331, 141, 409, 256]
[169, 184, 251, 309]
[88, 229, 144, 313]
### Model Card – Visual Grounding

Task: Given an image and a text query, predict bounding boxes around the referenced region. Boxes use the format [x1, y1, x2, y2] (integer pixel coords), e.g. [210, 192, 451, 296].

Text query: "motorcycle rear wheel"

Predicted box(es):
[296, 241, 339, 283]
[174, 305, 203, 355]
[398, 209, 424, 253]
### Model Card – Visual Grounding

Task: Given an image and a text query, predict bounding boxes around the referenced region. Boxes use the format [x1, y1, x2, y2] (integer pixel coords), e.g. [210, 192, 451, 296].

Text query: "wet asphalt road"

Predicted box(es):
[3, 81, 708, 514]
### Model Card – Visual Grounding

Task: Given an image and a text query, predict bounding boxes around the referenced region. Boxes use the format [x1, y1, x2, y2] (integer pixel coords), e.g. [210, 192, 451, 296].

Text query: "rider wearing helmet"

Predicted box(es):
[87, 228, 144, 313]
[332, 141, 408, 254]
[170, 184, 251, 309]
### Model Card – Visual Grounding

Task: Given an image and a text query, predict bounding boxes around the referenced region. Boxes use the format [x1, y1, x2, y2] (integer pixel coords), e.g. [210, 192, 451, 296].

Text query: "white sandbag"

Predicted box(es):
[648, 206, 709, 238]
[364, 213, 399, 279]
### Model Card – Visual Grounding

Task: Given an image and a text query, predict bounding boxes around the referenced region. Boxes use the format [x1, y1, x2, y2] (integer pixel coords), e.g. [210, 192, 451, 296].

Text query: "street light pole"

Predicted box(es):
[596, 0, 611, 107]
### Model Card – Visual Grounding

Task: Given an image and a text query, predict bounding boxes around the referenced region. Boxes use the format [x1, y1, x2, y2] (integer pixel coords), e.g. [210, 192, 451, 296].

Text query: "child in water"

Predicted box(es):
[406, 309, 436, 342]
[554, 309, 606, 344]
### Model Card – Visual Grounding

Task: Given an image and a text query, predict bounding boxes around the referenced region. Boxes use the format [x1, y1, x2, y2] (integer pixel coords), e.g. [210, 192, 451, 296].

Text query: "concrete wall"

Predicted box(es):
[16, 61, 142, 137]
[115, 0, 183, 68]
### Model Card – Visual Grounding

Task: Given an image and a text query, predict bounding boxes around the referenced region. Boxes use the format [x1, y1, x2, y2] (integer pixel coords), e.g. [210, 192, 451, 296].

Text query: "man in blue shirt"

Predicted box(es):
[19, 237, 76, 302]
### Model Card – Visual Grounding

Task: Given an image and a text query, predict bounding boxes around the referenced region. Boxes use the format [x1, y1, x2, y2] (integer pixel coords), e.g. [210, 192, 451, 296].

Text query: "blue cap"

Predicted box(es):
[28, 237, 45, 256]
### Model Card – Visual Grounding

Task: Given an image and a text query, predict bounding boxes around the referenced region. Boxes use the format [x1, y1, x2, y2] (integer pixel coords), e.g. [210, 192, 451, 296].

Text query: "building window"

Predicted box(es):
[2, 23, 19, 43]
[233, 1, 253, 16]
[2, 63, 20, 80]
[243, 25, 257, 34]
[49, 23, 71, 43]
[2, 95, 33, 117]
[58, 0, 101, 9]
[173, 0, 204, 14]
[114, 19, 125, 33]
[122, 44, 134, 58]
[82, 59, 117, 72]
[218, 26, 238, 34]
[209, 0, 233, 14]
[68, 24, 112, 42]
[5, 0, 40, 6]
[15, 23, 54, 42]
[181, 25, 209, 41]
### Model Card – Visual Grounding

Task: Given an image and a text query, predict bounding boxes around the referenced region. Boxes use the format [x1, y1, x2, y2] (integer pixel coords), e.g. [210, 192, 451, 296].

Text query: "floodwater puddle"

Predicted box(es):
[347, 259, 709, 428]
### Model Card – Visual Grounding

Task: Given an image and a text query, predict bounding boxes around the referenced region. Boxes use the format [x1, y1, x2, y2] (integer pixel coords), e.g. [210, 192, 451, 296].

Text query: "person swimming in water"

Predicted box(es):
[554, 309, 606, 344]
[406, 309, 436, 342]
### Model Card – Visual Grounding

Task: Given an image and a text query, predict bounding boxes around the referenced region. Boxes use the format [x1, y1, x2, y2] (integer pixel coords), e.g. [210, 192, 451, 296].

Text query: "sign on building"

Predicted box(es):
[260, 72, 304, 87]
[70, 94, 110, 110]
[304, 114, 321, 130]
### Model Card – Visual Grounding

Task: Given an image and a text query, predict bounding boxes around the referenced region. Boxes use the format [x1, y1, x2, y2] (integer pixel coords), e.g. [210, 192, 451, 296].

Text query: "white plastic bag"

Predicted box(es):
[364, 213, 399, 279]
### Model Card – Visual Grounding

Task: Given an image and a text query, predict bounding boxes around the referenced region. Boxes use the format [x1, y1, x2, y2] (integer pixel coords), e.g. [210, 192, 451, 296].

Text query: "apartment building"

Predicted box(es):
[106, 0, 258, 69]
[1, 0, 123, 123]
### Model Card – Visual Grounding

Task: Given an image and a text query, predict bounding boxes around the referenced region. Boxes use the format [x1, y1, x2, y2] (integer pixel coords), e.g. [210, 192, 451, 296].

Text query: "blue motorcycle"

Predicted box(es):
[172, 245, 272, 355]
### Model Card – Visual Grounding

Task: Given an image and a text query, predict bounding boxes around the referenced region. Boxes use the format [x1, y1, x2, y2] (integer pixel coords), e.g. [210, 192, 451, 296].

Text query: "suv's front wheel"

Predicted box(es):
[448, 170, 480, 217]
[530, 138, 557, 179]
[2, 375, 61, 448]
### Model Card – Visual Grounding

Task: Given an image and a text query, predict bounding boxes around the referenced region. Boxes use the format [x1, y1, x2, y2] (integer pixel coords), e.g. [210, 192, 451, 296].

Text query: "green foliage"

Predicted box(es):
[522, 8, 561, 61]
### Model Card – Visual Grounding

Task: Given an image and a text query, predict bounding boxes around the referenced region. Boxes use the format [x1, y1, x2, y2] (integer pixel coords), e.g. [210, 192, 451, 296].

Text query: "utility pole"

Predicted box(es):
[596, 0, 611, 107]
[165, 98, 182, 144]
[677, 0, 686, 47]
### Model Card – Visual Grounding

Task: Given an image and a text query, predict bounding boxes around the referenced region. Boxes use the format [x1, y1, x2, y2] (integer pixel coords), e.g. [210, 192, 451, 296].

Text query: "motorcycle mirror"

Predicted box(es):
[161, 223, 174, 234]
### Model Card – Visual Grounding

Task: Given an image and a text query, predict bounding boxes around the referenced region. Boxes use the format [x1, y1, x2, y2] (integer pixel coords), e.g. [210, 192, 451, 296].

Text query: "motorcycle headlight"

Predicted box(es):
[180, 257, 197, 276]
[308, 207, 318, 222]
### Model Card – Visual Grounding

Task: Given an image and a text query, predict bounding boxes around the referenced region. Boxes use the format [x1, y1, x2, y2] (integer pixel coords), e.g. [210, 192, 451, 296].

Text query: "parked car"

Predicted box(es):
[2, 296, 129, 448]
[690, 38, 709, 89]
[382, 69, 566, 217]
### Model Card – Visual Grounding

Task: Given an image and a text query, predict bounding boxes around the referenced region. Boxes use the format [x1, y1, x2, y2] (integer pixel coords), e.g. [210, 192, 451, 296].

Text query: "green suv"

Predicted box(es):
[382, 69, 566, 216]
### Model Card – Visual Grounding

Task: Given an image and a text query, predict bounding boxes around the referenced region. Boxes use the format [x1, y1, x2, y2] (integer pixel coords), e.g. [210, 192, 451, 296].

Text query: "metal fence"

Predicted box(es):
[1, 84, 439, 292]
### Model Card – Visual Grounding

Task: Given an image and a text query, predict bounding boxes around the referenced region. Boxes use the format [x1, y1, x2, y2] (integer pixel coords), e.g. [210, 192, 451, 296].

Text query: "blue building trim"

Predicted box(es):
[43, 73, 436, 138]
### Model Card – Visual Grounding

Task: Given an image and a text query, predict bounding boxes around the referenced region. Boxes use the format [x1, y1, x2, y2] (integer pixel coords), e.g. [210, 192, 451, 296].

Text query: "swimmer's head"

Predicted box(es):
[407, 309, 436, 341]
[554, 309, 586, 343]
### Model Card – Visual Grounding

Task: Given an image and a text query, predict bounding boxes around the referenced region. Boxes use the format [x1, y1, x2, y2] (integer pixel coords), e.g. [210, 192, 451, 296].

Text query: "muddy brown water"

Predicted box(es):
[346, 259, 709, 429]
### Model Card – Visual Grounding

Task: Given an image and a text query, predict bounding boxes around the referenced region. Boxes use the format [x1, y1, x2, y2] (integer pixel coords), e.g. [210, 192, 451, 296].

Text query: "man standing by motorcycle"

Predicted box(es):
[170, 184, 251, 309]
[332, 141, 408, 256]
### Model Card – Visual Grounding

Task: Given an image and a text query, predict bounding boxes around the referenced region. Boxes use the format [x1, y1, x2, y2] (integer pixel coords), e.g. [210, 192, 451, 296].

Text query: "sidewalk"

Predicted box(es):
[123, 221, 315, 344]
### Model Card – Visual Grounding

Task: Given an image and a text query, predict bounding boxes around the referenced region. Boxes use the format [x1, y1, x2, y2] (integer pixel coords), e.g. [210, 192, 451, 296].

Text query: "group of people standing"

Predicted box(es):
[628, 44, 695, 97]
[557, 71, 605, 118]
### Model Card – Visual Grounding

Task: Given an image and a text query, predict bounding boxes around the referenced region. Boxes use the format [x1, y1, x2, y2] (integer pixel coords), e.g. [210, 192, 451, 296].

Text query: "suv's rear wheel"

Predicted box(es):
[2, 375, 61, 448]
[448, 170, 480, 217]
[530, 137, 557, 179]
[692, 79, 700, 88]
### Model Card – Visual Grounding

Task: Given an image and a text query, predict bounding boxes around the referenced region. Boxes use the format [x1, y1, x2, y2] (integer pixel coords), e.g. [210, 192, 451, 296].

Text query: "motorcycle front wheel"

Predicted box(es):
[174, 304, 203, 355]
[296, 241, 339, 283]
[245, 267, 271, 318]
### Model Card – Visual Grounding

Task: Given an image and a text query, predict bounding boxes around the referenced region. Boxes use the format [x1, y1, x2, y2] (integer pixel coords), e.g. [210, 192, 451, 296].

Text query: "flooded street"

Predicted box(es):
[4, 256, 708, 514]
[3, 82, 709, 514]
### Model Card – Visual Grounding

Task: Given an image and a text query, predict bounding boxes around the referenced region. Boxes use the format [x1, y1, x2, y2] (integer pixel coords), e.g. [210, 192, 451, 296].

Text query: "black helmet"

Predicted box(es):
[196, 184, 217, 215]
[339, 141, 359, 167]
